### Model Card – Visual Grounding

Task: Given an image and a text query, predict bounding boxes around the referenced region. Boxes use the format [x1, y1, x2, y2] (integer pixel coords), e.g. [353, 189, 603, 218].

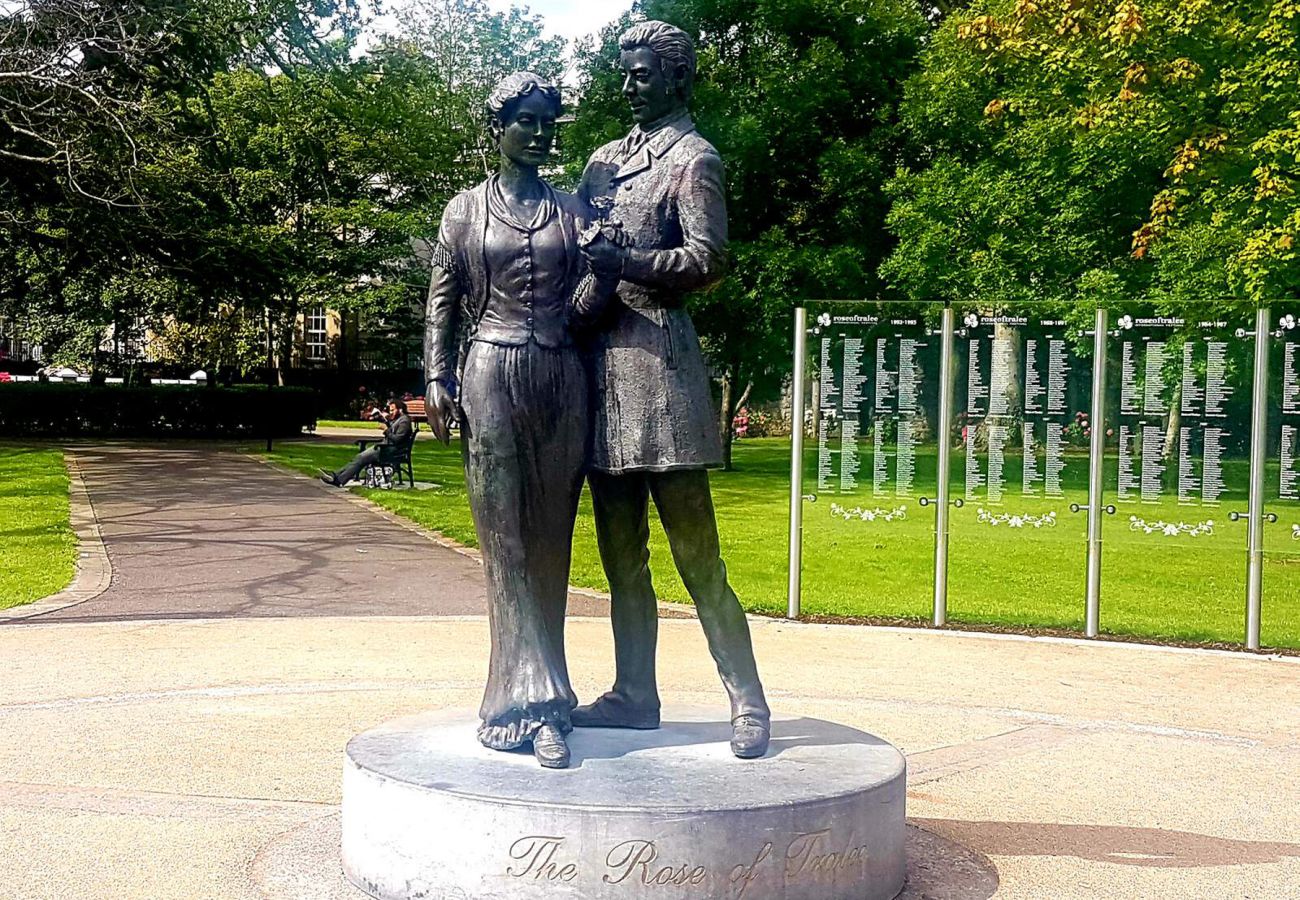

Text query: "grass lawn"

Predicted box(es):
[315, 419, 384, 430]
[264, 437, 1300, 649]
[0, 446, 77, 610]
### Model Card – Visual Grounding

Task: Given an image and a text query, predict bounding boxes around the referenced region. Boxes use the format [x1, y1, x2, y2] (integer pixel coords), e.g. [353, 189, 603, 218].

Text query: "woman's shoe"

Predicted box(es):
[533, 725, 570, 769]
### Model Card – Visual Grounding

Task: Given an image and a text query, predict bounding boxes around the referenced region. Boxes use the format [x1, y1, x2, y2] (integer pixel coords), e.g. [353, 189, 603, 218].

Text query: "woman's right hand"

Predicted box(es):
[427, 380, 458, 445]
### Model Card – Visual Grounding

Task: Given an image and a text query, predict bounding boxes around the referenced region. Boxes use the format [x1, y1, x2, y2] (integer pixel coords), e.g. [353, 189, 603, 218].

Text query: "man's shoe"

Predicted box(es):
[532, 725, 570, 769]
[318, 469, 340, 487]
[730, 715, 770, 759]
[570, 692, 660, 730]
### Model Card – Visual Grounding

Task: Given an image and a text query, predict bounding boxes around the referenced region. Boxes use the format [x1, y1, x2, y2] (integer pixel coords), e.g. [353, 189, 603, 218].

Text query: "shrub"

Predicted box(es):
[0, 384, 316, 438]
[742, 407, 792, 438]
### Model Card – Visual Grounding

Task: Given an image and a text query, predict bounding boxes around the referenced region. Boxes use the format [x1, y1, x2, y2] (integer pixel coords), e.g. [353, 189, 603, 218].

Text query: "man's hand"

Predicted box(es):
[427, 380, 457, 445]
[581, 231, 628, 277]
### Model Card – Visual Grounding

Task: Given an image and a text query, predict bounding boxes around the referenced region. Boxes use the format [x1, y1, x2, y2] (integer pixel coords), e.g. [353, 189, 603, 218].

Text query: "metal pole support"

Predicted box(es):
[933, 304, 956, 626]
[1085, 307, 1108, 637]
[1246, 306, 1271, 650]
[266, 309, 275, 453]
[787, 306, 809, 620]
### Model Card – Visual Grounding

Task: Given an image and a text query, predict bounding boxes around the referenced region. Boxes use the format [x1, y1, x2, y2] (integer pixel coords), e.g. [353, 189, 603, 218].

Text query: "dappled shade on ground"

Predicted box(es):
[19, 446, 613, 623]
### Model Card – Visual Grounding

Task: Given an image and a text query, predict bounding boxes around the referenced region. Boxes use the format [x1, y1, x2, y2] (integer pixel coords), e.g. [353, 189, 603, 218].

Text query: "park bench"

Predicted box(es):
[355, 433, 416, 489]
[358, 397, 426, 424]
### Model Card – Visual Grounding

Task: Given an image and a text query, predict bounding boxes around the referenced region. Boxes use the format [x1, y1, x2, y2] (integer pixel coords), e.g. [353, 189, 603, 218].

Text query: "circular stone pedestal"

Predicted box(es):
[342, 708, 907, 900]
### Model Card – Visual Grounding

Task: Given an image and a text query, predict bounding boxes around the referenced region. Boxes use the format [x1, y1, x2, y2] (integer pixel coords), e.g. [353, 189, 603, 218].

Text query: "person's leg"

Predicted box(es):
[573, 470, 660, 725]
[649, 469, 770, 730]
[461, 343, 576, 763]
[520, 346, 588, 718]
[336, 447, 381, 485]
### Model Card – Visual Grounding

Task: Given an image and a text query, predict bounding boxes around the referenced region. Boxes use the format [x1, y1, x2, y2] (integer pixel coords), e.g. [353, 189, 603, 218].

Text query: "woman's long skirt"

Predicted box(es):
[459, 339, 588, 750]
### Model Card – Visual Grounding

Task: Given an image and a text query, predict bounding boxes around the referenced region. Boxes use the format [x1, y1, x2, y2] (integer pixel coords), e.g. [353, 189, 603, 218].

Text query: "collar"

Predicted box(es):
[486, 174, 557, 234]
[615, 110, 696, 179]
[638, 108, 691, 137]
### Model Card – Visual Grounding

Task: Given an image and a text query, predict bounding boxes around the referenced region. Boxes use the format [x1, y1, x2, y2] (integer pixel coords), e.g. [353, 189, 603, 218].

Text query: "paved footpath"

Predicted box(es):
[16, 444, 609, 622]
[2, 444, 1298, 899]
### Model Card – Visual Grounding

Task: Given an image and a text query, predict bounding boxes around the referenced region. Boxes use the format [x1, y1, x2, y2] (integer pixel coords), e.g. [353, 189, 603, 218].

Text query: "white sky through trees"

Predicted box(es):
[367, 0, 633, 53]
[499, 0, 632, 43]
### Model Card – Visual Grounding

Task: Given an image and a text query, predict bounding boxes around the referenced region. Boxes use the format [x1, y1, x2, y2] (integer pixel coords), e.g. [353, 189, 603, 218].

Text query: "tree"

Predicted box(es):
[388, 0, 564, 176]
[0, 1, 376, 204]
[0, 0, 562, 371]
[567, 0, 928, 468]
[0, 0, 382, 368]
[1, 0, 170, 204]
[882, 0, 1300, 313]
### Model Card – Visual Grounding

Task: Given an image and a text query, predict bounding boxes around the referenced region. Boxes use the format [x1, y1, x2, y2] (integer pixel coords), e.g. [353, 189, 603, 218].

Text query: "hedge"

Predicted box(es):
[0, 383, 316, 438]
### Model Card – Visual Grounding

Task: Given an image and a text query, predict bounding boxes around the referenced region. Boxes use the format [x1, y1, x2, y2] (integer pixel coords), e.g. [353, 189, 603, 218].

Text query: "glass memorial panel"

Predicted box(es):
[1263, 309, 1300, 647]
[800, 304, 941, 618]
[1100, 311, 1253, 643]
[947, 311, 1092, 628]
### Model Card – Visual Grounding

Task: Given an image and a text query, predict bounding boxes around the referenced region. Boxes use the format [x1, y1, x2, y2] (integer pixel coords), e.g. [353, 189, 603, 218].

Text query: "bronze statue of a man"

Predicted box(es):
[575, 20, 771, 758]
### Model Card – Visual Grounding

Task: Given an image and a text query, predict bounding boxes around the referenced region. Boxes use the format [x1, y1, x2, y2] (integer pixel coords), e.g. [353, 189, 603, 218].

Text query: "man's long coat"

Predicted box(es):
[579, 111, 728, 473]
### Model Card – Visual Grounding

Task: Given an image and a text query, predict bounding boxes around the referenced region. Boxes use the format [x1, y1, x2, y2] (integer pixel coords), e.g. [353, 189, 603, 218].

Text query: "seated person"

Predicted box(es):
[320, 398, 415, 487]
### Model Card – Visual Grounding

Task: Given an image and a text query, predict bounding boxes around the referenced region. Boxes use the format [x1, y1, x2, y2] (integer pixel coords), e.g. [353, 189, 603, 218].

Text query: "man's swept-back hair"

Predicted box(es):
[620, 20, 696, 102]
[485, 71, 563, 130]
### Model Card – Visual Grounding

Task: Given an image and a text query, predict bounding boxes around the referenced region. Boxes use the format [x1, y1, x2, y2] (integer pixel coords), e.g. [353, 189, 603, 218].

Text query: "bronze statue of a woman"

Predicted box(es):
[423, 73, 619, 769]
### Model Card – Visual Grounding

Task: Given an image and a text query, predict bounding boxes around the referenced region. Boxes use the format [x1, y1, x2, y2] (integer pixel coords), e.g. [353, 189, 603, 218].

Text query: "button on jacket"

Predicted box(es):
[476, 180, 570, 348]
[579, 112, 728, 473]
[424, 177, 611, 390]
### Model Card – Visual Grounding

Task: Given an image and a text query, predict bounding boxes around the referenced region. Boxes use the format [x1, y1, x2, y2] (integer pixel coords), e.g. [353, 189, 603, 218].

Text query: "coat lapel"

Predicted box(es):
[614, 113, 696, 180]
[615, 147, 653, 180]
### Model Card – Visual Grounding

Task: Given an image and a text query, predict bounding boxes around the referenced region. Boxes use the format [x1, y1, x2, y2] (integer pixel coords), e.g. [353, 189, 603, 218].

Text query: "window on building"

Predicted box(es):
[306, 307, 328, 361]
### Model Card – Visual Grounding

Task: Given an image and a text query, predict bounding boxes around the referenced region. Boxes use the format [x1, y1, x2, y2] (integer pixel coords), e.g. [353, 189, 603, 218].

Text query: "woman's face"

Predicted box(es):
[498, 90, 557, 168]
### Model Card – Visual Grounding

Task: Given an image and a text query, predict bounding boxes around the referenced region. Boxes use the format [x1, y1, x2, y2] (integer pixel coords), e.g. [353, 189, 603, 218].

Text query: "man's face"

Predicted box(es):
[387, 403, 399, 418]
[620, 46, 684, 125]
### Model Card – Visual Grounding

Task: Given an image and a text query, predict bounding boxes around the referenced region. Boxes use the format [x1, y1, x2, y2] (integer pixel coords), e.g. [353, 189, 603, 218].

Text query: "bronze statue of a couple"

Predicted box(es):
[424, 21, 769, 770]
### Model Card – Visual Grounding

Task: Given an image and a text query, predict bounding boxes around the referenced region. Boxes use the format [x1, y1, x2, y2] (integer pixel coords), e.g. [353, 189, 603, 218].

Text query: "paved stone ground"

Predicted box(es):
[18, 445, 610, 623]
[2, 444, 1298, 898]
[2, 617, 1297, 899]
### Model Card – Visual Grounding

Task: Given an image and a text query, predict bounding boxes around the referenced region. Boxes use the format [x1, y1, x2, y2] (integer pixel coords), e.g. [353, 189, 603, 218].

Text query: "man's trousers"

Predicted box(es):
[337, 446, 388, 485]
[588, 468, 770, 722]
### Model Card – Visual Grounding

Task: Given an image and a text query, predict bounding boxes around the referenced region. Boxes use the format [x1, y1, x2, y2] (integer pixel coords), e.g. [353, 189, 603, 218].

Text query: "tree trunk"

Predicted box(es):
[735, 380, 753, 412]
[276, 297, 298, 387]
[338, 309, 350, 371]
[277, 317, 291, 386]
[992, 320, 1023, 415]
[717, 361, 738, 471]
[1162, 380, 1182, 461]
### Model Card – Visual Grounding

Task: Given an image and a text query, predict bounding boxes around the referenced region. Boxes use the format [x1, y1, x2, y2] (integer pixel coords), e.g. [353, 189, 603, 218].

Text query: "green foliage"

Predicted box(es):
[883, 0, 1300, 311]
[0, 0, 559, 370]
[391, 0, 565, 173]
[8, 0, 1295, 406]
